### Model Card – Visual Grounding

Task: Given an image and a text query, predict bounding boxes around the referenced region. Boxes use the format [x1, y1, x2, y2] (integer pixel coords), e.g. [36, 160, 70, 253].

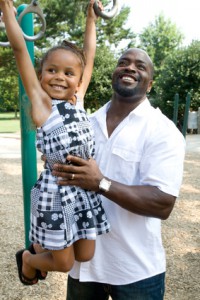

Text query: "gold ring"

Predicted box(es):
[71, 173, 75, 180]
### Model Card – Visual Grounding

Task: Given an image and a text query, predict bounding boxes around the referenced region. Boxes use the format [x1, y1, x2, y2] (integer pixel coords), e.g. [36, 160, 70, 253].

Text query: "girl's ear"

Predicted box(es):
[38, 72, 42, 81]
[75, 80, 82, 93]
[78, 79, 82, 87]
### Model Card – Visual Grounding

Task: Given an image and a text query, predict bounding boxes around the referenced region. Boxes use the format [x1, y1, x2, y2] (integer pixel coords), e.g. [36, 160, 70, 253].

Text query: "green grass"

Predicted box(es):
[0, 112, 20, 133]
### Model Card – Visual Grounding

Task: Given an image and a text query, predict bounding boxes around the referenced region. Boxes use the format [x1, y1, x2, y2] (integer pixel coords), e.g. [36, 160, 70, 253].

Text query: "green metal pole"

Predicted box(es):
[17, 5, 37, 248]
[173, 93, 179, 125]
[182, 93, 191, 138]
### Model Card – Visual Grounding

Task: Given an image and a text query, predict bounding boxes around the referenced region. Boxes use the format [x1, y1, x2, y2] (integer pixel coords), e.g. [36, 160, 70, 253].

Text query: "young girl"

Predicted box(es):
[0, 0, 110, 285]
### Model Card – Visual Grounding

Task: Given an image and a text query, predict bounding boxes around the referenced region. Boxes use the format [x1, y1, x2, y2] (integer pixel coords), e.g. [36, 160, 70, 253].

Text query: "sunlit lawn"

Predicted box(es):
[0, 112, 20, 133]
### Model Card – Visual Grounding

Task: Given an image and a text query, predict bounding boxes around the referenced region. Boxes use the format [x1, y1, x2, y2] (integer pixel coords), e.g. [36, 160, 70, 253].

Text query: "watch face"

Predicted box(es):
[99, 178, 111, 192]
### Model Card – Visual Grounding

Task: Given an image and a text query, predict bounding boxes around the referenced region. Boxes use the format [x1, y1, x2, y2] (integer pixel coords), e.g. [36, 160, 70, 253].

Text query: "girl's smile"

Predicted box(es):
[40, 49, 82, 101]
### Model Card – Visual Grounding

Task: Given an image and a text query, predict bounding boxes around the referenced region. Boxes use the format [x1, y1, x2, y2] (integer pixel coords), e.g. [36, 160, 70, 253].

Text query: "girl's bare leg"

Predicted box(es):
[22, 245, 75, 279]
[32, 243, 44, 254]
[31, 243, 48, 278]
[74, 239, 95, 262]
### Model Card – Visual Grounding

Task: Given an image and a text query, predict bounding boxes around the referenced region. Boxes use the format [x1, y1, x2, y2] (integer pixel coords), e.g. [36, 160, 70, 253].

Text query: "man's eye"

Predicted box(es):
[118, 61, 126, 67]
[138, 65, 145, 71]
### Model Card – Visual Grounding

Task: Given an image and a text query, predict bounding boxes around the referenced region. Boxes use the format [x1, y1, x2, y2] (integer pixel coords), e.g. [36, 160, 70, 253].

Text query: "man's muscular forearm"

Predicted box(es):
[52, 155, 176, 220]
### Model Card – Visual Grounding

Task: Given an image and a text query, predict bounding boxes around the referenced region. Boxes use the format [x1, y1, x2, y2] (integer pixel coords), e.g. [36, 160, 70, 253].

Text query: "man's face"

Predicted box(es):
[112, 48, 153, 99]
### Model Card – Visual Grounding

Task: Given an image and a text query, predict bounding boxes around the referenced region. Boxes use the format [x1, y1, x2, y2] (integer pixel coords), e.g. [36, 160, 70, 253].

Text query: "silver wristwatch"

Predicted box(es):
[99, 178, 111, 193]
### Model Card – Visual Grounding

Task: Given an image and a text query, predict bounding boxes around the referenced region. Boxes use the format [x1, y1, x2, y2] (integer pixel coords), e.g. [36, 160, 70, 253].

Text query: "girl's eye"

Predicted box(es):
[65, 71, 73, 76]
[48, 68, 56, 73]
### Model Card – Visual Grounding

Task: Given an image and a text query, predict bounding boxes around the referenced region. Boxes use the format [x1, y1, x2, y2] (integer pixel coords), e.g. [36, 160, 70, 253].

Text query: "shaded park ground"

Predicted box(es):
[0, 133, 199, 300]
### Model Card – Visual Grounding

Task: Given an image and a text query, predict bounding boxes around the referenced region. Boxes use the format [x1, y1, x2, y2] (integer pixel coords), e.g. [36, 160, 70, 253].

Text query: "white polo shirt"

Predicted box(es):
[69, 99, 185, 284]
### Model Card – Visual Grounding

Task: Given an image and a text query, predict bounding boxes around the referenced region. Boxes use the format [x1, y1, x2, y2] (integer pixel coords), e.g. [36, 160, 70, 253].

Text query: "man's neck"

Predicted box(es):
[106, 96, 146, 137]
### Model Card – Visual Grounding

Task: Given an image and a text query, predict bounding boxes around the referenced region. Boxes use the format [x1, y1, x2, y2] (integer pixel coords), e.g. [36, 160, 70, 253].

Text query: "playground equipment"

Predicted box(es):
[173, 93, 179, 126]
[18, 0, 46, 42]
[0, 0, 46, 47]
[0, 1, 46, 246]
[94, 0, 118, 19]
[182, 93, 191, 137]
[172, 93, 191, 138]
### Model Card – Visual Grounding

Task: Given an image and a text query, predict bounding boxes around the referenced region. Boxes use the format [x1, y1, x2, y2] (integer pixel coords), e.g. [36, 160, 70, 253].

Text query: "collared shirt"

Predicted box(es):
[69, 98, 185, 284]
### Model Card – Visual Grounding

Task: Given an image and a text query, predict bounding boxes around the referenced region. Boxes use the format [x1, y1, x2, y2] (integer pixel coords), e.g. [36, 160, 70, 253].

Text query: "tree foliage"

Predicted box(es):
[0, 48, 19, 112]
[154, 40, 200, 119]
[85, 45, 117, 111]
[136, 14, 184, 78]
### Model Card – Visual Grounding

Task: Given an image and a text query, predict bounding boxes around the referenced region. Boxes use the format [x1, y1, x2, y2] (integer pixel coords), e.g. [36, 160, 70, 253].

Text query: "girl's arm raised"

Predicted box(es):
[0, 0, 51, 127]
[77, 0, 102, 102]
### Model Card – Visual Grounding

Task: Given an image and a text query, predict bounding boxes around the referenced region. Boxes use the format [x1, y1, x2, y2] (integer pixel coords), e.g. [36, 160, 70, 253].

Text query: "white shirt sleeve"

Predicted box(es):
[140, 120, 185, 196]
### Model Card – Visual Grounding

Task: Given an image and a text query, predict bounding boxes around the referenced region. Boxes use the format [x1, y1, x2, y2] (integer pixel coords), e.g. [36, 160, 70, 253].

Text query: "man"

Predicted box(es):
[52, 48, 185, 300]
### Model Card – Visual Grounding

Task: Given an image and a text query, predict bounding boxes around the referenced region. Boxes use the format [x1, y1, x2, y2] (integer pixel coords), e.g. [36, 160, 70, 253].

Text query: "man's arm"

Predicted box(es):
[52, 155, 176, 220]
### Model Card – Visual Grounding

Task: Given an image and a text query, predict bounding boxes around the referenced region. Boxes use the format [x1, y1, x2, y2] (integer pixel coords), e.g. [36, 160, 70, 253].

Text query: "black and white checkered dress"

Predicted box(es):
[30, 100, 110, 250]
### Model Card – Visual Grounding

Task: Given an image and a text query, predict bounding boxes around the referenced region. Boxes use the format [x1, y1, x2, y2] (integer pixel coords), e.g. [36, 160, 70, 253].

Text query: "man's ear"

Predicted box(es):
[147, 80, 153, 93]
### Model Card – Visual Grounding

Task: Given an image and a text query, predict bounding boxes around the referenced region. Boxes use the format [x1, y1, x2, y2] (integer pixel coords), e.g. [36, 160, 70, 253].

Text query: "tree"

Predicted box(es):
[0, 48, 19, 114]
[155, 40, 200, 119]
[84, 44, 117, 111]
[136, 14, 184, 78]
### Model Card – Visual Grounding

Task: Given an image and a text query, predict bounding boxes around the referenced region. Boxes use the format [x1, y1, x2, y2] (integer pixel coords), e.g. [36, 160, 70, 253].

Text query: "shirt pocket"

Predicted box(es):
[112, 147, 142, 184]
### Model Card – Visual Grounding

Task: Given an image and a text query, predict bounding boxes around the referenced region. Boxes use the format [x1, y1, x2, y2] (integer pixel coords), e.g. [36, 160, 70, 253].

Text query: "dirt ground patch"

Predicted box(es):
[163, 152, 200, 300]
[0, 150, 199, 299]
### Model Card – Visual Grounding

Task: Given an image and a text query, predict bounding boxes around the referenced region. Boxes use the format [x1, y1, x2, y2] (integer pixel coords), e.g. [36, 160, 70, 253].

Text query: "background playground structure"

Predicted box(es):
[172, 93, 200, 136]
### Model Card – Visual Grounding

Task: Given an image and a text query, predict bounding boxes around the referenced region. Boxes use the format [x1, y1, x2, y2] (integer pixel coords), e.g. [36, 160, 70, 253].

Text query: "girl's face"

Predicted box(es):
[39, 49, 82, 100]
